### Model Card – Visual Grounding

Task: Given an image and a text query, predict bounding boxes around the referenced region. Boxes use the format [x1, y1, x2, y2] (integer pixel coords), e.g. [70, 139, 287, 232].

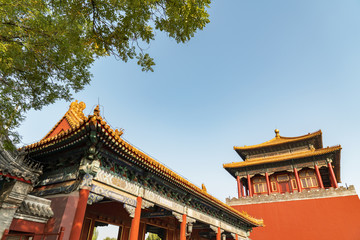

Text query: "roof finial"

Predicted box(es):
[202, 183, 207, 193]
[69, 100, 86, 118]
[115, 128, 124, 137]
[275, 129, 280, 138]
[94, 105, 100, 117]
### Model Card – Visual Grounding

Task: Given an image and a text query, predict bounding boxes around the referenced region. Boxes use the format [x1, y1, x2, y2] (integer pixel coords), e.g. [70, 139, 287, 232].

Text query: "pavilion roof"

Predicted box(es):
[234, 130, 323, 160]
[224, 145, 341, 168]
[23, 101, 263, 227]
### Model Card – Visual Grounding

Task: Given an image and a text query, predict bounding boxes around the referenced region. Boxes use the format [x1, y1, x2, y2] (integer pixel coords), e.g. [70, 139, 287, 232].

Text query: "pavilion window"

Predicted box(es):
[299, 169, 318, 188]
[291, 179, 297, 189]
[270, 176, 277, 192]
[253, 176, 267, 194]
[276, 174, 289, 182]
[289, 173, 297, 190]
[271, 182, 277, 192]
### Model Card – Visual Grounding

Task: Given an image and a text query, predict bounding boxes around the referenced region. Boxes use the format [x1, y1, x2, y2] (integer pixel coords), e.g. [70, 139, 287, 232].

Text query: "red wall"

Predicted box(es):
[232, 195, 360, 240]
[46, 193, 79, 240]
[10, 218, 46, 233]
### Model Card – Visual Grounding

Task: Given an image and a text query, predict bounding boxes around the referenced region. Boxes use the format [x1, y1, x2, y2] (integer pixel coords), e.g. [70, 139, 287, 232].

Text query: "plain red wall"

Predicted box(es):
[232, 195, 360, 240]
[46, 194, 79, 240]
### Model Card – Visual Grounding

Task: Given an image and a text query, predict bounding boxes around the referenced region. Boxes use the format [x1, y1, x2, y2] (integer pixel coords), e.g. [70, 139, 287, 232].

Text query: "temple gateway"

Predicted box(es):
[0, 101, 263, 240]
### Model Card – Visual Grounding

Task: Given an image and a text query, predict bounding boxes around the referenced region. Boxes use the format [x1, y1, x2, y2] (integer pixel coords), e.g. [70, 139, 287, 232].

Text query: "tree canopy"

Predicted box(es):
[146, 233, 161, 240]
[0, 0, 210, 146]
[92, 228, 99, 240]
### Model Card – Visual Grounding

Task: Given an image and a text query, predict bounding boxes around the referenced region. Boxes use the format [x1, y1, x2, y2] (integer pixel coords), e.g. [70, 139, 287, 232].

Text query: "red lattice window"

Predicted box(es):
[299, 169, 318, 188]
[291, 179, 298, 189]
[254, 183, 267, 193]
[253, 176, 268, 193]
[277, 174, 289, 182]
[271, 181, 277, 192]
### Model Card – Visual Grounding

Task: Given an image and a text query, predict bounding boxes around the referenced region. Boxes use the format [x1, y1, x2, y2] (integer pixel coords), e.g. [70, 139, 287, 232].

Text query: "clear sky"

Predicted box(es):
[18, 0, 360, 205]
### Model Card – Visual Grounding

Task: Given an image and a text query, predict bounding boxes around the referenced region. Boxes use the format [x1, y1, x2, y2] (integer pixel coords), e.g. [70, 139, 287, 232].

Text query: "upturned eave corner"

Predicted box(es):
[239, 210, 264, 227]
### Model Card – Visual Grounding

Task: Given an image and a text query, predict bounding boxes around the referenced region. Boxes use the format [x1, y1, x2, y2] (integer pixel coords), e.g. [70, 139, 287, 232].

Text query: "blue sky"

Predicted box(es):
[18, 0, 360, 205]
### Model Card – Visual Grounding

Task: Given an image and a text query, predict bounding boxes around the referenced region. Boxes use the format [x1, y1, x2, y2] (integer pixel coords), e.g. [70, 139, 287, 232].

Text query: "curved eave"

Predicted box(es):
[22, 121, 88, 155]
[23, 116, 263, 227]
[233, 130, 323, 159]
[224, 145, 342, 169]
[95, 118, 263, 227]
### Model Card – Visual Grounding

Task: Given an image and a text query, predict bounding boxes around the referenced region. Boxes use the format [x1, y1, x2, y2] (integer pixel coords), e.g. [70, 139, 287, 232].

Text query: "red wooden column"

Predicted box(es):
[265, 172, 271, 195]
[180, 214, 187, 240]
[216, 227, 221, 240]
[235, 234, 238, 240]
[293, 168, 302, 192]
[240, 179, 245, 197]
[129, 197, 142, 240]
[236, 176, 242, 198]
[314, 165, 324, 189]
[69, 188, 90, 240]
[328, 162, 338, 188]
[58, 227, 65, 240]
[247, 174, 253, 197]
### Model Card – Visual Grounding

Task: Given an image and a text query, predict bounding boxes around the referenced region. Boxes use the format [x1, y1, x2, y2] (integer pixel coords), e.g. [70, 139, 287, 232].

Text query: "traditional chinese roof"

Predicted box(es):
[234, 130, 323, 160]
[23, 101, 263, 227]
[224, 130, 341, 183]
[43, 100, 87, 139]
[224, 145, 341, 168]
[0, 137, 42, 184]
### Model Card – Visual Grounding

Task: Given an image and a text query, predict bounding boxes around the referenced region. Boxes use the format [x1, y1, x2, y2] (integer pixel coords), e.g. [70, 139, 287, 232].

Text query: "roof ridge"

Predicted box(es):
[233, 130, 322, 151]
[278, 129, 322, 140]
[42, 101, 88, 140]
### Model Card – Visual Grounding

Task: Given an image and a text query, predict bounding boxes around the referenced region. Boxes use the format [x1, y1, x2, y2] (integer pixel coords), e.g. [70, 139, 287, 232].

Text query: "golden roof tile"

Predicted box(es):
[233, 129, 322, 151]
[43, 100, 88, 139]
[224, 145, 342, 169]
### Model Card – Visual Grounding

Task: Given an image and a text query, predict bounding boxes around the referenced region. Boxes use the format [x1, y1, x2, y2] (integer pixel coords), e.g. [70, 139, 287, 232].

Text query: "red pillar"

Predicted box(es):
[180, 214, 186, 240]
[293, 168, 302, 192]
[216, 227, 221, 240]
[247, 174, 253, 197]
[69, 189, 90, 240]
[236, 176, 242, 198]
[328, 162, 338, 188]
[235, 234, 238, 240]
[265, 172, 271, 195]
[129, 197, 142, 240]
[314, 165, 324, 189]
[240, 179, 245, 197]
[58, 227, 65, 240]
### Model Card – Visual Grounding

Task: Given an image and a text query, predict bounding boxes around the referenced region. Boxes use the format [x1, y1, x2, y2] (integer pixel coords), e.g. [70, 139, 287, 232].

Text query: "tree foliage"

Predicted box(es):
[92, 228, 99, 240]
[146, 233, 161, 240]
[0, 0, 210, 145]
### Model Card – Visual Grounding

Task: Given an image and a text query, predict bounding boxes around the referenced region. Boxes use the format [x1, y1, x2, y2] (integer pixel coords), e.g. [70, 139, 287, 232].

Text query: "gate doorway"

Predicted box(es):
[91, 222, 122, 240]
[145, 225, 167, 240]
